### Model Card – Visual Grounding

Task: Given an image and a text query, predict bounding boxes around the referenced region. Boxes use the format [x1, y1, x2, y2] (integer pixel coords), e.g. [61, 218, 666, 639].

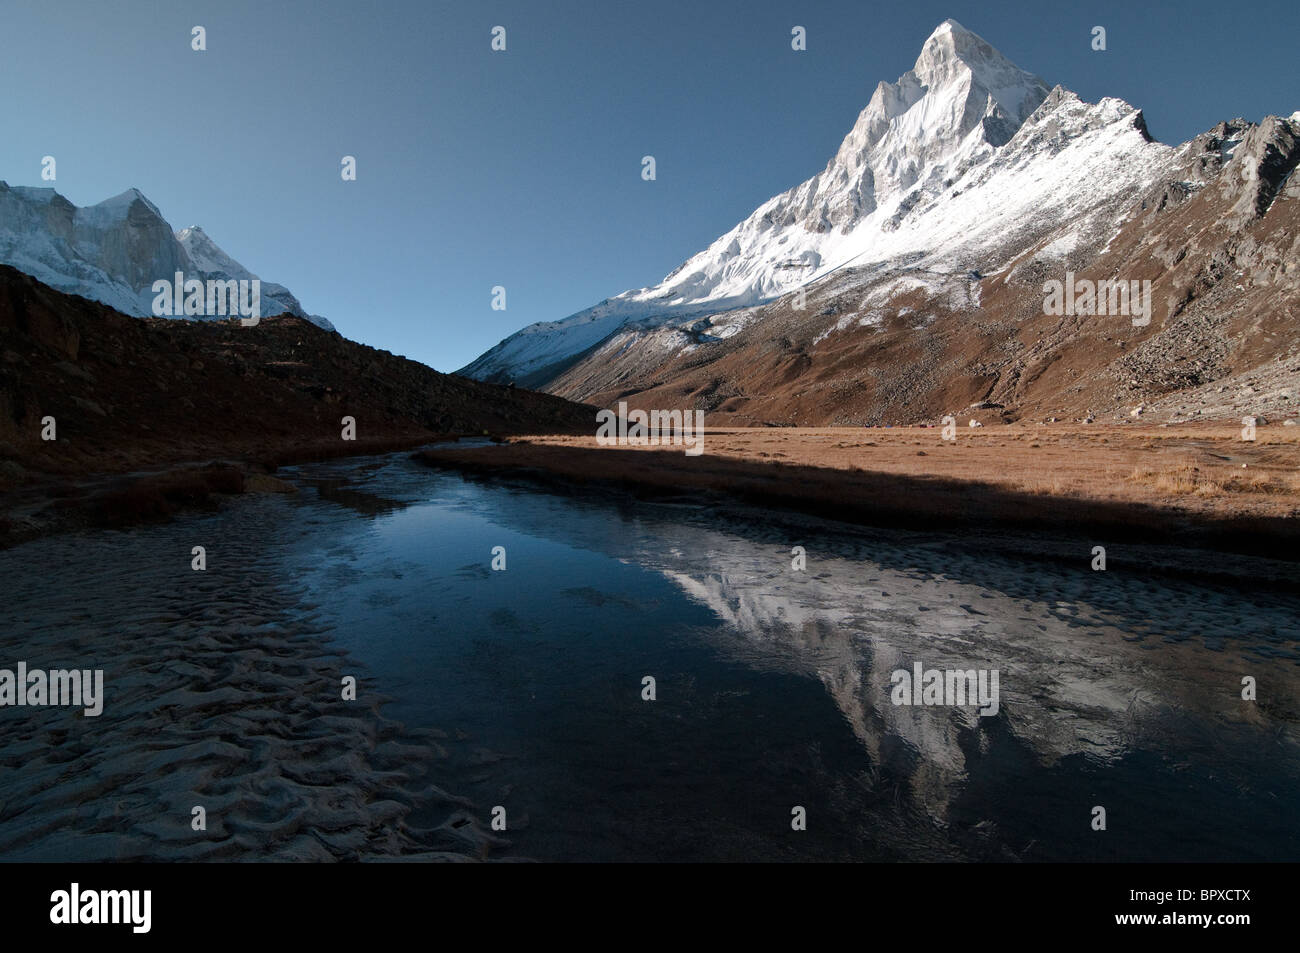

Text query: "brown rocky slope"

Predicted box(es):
[0, 264, 595, 542]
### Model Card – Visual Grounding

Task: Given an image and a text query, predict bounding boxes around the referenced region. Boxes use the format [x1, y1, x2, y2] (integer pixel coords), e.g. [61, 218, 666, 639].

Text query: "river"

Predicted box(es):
[3, 447, 1297, 861]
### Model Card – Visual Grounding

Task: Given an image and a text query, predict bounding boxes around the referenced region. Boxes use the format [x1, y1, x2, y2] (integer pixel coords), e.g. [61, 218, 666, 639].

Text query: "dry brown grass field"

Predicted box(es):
[419, 422, 1300, 559]
[499, 423, 1300, 514]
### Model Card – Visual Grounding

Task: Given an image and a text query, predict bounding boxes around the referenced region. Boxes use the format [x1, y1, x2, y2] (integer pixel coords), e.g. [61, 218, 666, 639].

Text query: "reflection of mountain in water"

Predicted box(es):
[649, 527, 1300, 823]
[8, 450, 1299, 862]
[459, 475, 1300, 830]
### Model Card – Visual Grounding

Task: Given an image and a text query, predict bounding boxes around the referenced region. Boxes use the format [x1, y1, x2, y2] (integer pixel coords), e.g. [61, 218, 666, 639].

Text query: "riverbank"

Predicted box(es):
[0, 436, 462, 549]
[415, 424, 1300, 571]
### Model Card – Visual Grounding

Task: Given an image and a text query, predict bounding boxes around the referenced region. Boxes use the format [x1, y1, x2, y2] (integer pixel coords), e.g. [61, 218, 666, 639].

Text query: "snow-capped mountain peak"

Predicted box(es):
[912, 18, 1045, 116]
[84, 187, 163, 220]
[811, 18, 1050, 230]
[0, 182, 333, 330]
[459, 20, 1066, 383]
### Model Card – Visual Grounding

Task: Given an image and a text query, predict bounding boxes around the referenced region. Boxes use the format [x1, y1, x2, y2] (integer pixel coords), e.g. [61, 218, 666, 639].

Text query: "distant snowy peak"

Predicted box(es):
[78, 187, 166, 226]
[0, 183, 333, 331]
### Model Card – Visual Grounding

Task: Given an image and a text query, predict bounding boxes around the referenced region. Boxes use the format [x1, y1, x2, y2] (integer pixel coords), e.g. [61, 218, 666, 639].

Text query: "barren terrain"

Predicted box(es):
[418, 423, 1300, 563]
[0, 263, 595, 545]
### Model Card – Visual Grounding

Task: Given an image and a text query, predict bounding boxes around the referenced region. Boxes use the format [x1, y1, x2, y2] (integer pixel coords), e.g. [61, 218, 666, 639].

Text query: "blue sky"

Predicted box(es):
[2, 0, 1297, 371]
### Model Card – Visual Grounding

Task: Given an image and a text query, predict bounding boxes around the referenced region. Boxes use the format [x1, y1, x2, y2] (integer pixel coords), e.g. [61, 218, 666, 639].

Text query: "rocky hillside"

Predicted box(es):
[0, 263, 595, 487]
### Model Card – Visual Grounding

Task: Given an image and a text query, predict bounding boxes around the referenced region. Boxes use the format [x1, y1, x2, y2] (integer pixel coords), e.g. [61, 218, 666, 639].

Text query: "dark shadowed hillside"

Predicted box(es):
[0, 263, 594, 480]
[0, 264, 595, 543]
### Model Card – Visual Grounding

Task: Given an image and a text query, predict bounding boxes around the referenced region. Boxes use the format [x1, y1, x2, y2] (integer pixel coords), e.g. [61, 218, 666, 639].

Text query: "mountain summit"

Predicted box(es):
[460, 21, 1071, 383]
[704, 17, 1051, 281]
[461, 20, 1300, 430]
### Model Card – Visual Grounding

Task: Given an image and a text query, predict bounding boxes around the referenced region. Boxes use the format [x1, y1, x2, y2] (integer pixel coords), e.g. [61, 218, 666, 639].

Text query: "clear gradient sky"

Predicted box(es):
[2, 0, 1297, 371]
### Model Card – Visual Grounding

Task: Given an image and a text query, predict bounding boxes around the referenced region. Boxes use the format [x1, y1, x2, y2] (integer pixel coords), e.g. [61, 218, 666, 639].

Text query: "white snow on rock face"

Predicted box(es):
[0, 184, 333, 330]
[175, 225, 315, 324]
[461, 19, 1170, 383]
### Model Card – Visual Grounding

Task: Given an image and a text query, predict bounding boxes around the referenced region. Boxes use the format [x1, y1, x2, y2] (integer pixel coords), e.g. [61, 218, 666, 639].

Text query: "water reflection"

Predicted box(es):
[3, 448, 1297, 862]
[285, 453, 1300, 861]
